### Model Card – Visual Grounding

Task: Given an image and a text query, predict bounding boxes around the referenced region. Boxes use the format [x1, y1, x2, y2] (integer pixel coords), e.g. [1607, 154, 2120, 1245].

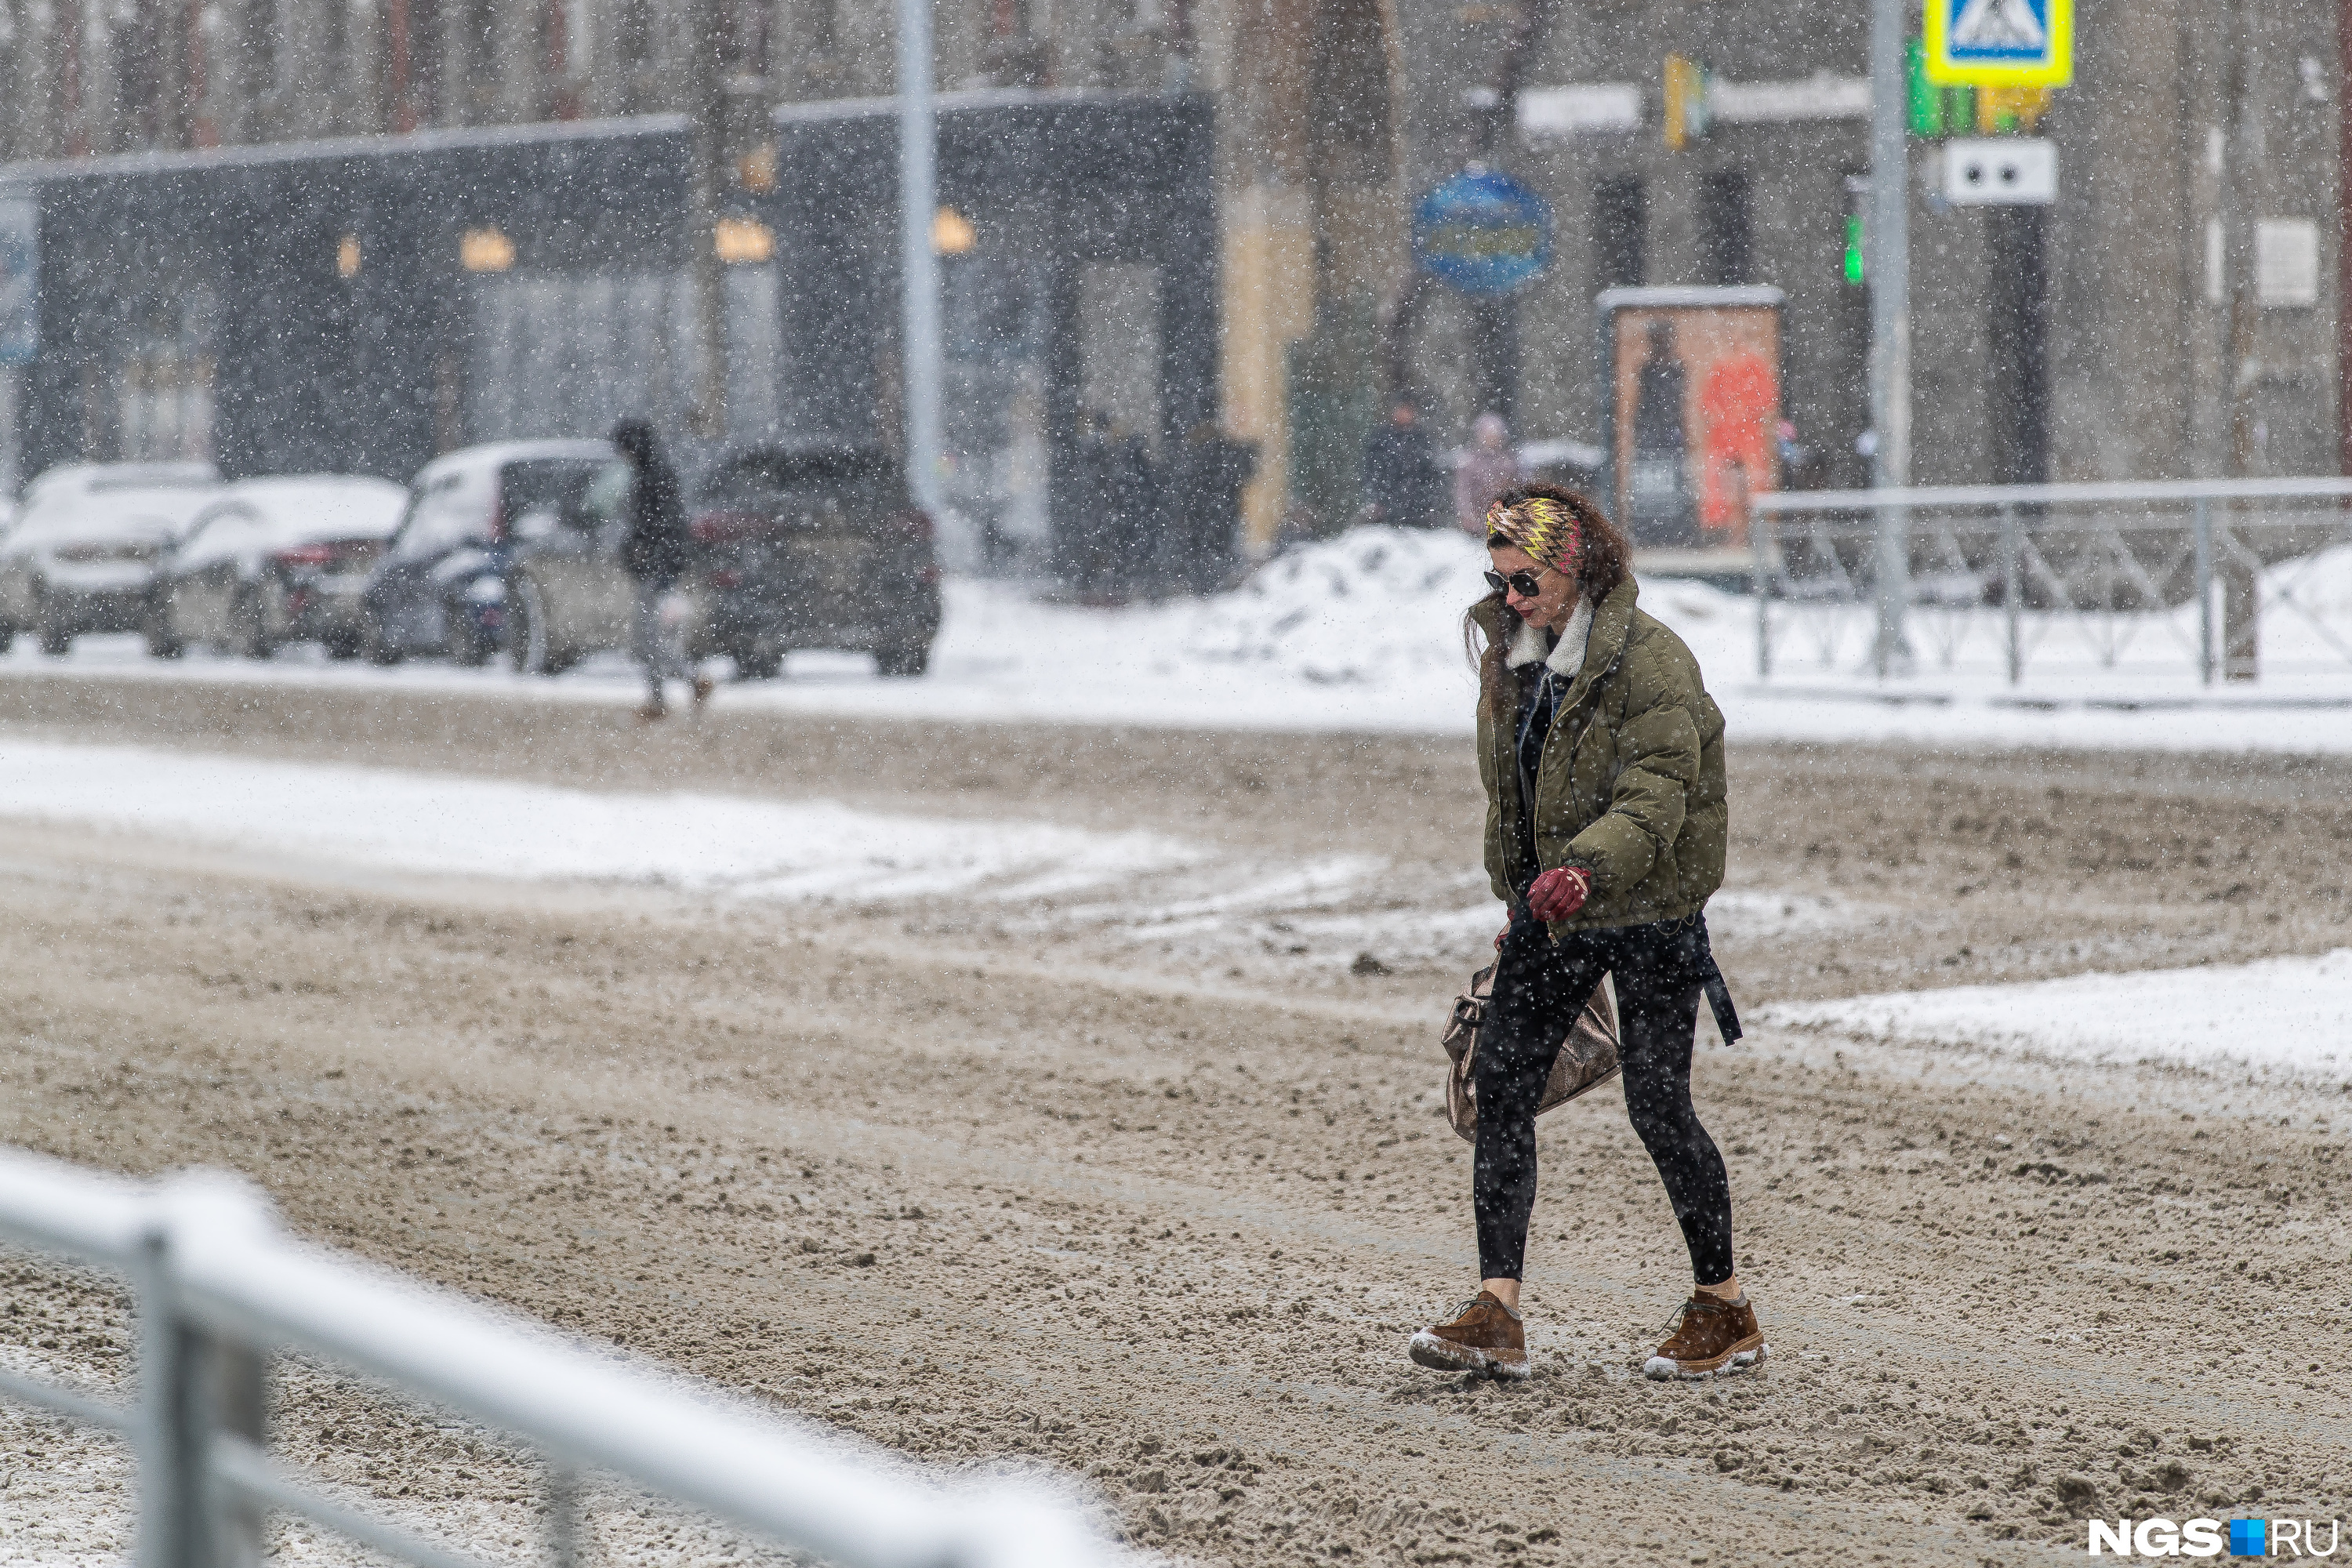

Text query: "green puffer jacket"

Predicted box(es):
[1475, 577, 1728, 932]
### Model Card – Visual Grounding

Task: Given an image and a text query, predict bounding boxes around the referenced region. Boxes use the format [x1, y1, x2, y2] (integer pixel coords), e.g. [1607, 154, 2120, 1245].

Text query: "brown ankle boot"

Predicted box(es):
[1409, 1291, 1530, 1381]
[1642, 1293, 1768, 1380]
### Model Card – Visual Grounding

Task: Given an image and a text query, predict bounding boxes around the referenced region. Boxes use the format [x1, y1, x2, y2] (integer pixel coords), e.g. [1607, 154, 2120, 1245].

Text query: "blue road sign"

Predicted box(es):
[1411, 168, 1554, 298]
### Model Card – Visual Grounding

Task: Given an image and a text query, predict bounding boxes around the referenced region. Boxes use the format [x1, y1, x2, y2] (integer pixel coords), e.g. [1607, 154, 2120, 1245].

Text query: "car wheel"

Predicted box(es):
[447, 599, 493, 667]
[234, 586, 275, 660]
[364, 617, 404, 666]
[143, 595, 183, 660]
[35, 589, 71, 657]
[511, 574, 561, 676]
[734, 646, 783, 681]
[324, 630, 364, 661]
[874, 641, 930, 678]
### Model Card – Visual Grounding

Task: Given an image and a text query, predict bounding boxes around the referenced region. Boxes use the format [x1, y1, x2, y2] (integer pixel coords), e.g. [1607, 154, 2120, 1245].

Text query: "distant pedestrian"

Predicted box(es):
[1410, 484, 1763, 1385]
[1453, 412, 1519, 535]
[612, 418, 711, 721]
[1361, 394, 1448, 531]
[1169, 420, 1257, 593]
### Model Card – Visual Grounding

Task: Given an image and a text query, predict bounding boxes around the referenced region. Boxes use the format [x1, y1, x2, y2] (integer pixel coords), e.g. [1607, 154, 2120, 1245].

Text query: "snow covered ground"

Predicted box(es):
[0, 739, 1867, 982]
[6, 527, 2350, 751]
[0, 739, 1205, 903]
[1762, 950, 2352, 1091]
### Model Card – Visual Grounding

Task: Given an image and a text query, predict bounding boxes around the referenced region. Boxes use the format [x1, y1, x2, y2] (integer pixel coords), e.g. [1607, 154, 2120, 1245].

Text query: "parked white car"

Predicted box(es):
[0, 464, 223, 654]
[154, 476, 409, 659]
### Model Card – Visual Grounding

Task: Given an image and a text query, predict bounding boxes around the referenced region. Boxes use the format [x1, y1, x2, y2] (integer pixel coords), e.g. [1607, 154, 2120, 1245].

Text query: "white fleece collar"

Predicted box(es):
[1504, 596, 1595, 677]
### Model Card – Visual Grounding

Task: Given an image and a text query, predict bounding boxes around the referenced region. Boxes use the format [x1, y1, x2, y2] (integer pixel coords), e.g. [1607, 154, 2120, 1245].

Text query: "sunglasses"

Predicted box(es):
[1484, 567, 1549, 598]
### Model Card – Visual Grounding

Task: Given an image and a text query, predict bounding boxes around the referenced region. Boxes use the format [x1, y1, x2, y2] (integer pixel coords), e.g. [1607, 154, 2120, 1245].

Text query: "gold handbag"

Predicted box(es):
[1439, 963, 1621, 1143]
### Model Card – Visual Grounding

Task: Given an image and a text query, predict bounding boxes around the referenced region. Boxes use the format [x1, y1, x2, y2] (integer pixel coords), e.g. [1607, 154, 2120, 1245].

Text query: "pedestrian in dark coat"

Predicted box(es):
[612, 418, 709, 720]
[1361, 395, 1448, 530]
[1408, 482, 1764, 1388]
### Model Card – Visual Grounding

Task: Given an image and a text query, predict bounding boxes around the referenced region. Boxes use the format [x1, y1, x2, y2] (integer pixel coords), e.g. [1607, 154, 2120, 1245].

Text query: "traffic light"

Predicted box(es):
[1664, 55, 1711, 150]
[1842, 176, 1867, 285]
[1907, 39, 1975, 138]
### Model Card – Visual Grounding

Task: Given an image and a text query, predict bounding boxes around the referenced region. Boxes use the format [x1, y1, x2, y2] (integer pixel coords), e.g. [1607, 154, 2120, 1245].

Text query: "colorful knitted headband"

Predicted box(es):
[1484, 497, 1584, 575]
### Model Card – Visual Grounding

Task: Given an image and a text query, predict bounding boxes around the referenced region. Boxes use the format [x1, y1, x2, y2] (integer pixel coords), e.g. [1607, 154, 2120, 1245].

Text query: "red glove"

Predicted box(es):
[1526, 866, 1590, 922]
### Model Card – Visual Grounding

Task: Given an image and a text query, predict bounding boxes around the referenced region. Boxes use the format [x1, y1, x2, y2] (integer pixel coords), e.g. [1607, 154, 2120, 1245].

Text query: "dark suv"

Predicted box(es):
[689, 445, 940, 678]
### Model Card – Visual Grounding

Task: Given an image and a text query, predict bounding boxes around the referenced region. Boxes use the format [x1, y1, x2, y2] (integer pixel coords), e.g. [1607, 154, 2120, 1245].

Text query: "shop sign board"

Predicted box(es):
[1595, 286, 1785, 550]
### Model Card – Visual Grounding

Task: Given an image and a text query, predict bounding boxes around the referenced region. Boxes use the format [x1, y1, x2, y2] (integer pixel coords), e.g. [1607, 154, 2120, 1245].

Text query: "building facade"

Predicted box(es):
[2, 0, 2343, 550]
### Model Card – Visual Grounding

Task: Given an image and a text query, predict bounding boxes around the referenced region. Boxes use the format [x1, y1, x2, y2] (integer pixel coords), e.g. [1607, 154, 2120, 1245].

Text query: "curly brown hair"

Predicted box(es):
[1462, 484, 1632, 719]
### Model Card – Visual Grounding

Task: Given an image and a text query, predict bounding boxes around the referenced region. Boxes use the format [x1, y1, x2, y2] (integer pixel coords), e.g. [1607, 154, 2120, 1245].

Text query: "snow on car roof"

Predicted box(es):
[23, 461, 221, 507]
[11, 485, 225, 546]
[412, 441, 617, 487]
[182, 476, 410, 557]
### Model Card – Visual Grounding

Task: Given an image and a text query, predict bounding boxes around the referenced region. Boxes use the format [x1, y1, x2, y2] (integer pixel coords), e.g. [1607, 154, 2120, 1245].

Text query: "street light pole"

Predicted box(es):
[687, 0, 727, 440]
[898, 0, 943, 515]
[1867, 0, 1912, 676]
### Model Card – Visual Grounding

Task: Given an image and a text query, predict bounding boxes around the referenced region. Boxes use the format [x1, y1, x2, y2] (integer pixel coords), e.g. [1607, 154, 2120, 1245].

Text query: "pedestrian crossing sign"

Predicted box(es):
[1924, 0, 2072, 89]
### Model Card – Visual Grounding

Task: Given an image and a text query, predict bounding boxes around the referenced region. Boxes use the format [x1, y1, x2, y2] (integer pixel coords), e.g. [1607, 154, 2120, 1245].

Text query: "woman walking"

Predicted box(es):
[1410, 484, 1764, 1383]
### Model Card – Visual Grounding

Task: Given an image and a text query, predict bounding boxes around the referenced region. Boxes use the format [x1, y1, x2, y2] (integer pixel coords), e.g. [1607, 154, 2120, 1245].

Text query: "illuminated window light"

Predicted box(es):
[460, 227, 515, 273]
[932, 205, 976, 256]
[735, 143, 779, 193]
[337, 234, 361, 278]
[714, 216, 775, 266]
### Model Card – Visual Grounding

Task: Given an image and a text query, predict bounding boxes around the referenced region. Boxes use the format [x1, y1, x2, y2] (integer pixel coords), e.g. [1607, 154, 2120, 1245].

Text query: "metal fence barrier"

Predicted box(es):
[1750, 477, 2352, 684]
[0, 1144, 1123, 1568]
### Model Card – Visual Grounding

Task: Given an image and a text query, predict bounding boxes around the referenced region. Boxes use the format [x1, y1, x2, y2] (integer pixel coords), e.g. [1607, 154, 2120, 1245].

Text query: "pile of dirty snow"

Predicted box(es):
[1182, 527, 1492, 687]
[1762, 949, 2352, 1087]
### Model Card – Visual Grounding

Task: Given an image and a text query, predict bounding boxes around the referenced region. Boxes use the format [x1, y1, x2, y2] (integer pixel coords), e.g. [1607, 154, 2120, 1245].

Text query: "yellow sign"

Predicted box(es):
[1976, 85, 2053, 132]
[1924, 0, 2072, 89]
[1663, 55, 1709, 150]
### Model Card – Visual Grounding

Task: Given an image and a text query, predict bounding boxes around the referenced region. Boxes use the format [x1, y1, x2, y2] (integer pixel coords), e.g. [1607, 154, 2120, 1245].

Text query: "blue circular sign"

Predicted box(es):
[1411, 167, 1555, 297]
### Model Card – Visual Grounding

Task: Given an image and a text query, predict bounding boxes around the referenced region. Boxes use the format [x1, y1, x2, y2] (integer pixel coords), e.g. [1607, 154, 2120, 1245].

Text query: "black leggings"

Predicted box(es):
[1473, 910, 1736, 1285]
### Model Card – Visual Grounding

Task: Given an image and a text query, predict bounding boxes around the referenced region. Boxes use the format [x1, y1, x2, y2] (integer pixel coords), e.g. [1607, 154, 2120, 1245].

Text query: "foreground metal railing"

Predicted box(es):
[1750, 476, 2352, 684]
[0, 1145, 1119, 1568]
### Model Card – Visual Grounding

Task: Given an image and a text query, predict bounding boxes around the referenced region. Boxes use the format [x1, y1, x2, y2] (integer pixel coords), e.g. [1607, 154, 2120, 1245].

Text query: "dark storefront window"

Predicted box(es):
[114, 289, 219, 463]
[465, 267, 784, 447]
[1699, 170, 1753, 286]
[942, 256, 1052, 571]
[1595, 176, 1646, 291]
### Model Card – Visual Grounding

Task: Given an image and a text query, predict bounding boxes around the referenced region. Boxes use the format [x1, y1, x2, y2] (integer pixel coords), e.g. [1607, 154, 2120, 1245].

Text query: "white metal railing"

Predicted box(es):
[1749, 476, 2352, 684]
[0, 1144, 1124, 1568]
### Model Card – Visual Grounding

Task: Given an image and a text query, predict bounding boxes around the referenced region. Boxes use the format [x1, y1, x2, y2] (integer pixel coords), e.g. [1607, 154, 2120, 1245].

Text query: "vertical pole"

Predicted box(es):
[2002, 503, 2021, 684]
[132, 1223, 263, 1568]
[687, 0, 727, 440]
[2220, 0, 2259, 681]
[2194, 495, 2216, 685]
[1753, 510, 1773, 677]
[549, 1465, 585, 1567]
[133, 1226, 190, 1568]
[1867, 0, 1911, 677]
[207, 1341, 267, 1568]
[898, 0, 943, 516]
